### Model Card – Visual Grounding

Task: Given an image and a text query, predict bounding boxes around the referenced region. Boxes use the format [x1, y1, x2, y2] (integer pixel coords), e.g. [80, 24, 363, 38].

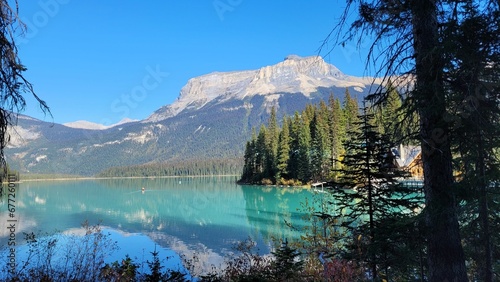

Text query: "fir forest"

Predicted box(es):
[239, 86, 427, 280]
[239, 88, 410, 186]
[237, 0, 498, 280]
[1, 0, 499, 281]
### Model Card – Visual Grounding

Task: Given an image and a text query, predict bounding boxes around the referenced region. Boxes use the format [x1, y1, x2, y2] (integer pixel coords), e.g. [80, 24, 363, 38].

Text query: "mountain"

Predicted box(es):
[5, 55, 379, 176]
[147, 55, 377, 122]
[63, 118, 137, 130]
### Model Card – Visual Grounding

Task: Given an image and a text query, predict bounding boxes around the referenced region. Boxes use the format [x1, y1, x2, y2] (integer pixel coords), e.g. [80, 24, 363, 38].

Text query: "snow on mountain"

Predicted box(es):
[63, 120, 108, 130]
[64, 118, 137, 130]
[146, 55, 379, 123]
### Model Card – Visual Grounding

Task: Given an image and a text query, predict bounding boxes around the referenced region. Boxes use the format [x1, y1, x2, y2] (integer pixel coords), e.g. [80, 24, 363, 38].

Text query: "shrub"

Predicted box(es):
[261, 178, 273, 186]
[2, 221, 118, 281]
[100, 255, 138, 282]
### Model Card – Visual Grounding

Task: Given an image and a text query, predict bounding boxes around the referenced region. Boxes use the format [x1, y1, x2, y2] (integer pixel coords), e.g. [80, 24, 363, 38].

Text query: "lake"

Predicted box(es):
[0, 176, 315, 277]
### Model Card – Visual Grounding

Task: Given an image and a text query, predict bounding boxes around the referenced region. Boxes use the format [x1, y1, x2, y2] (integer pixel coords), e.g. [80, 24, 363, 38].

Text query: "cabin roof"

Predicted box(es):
[392, 145, 421, 168]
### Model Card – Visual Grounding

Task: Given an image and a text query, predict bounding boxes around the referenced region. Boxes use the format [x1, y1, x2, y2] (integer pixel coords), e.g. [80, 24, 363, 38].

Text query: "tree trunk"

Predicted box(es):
[476, 120, 493, 282]
[410, 1, 468, 281]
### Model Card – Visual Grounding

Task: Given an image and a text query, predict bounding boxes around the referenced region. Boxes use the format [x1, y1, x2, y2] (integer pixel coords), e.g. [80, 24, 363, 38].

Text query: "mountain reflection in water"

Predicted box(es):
[0, 176, 313, 274]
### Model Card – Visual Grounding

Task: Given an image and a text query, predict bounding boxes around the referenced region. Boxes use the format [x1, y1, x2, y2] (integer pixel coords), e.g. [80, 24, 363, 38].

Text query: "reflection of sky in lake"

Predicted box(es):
[0, 177, 313, 275]
[0, 227, 193, 280]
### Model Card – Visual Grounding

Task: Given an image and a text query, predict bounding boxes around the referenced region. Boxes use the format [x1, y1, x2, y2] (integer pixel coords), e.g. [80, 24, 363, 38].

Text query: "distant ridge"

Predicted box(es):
[146, 55, 378, 122]
[63, 118, 137, 130]
[6, 55, 382, 176]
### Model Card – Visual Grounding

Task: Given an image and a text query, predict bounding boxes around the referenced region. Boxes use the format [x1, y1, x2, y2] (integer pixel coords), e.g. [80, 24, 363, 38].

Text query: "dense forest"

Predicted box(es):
[239, 86, 409, 185]
[240, 78, 500, 279]
[96, 158, 242, 178]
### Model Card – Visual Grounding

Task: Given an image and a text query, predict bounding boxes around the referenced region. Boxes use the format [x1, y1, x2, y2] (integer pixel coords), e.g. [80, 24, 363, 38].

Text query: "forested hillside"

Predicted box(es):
[239, 86, 408, 185]
[96, 158, 242, 178]
[5, 56, 379, 177]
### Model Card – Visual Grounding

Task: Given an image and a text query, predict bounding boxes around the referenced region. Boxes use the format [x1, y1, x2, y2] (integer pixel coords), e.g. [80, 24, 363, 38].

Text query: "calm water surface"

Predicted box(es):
[1, 176, 314, 274]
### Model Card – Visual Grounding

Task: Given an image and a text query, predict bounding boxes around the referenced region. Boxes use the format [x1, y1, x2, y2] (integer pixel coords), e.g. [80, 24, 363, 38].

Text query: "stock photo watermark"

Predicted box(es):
[50, 64, 169, 173]
[110, 64, 170, 122]
[5, 173, 19, 275]
[18, 0, 71, 45]
[213, 0, 243, 21]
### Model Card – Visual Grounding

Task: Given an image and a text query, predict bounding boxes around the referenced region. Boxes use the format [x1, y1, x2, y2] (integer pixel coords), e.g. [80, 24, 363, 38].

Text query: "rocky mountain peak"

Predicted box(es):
[147, 55, 372, 122]
[284, 55, 343, 77]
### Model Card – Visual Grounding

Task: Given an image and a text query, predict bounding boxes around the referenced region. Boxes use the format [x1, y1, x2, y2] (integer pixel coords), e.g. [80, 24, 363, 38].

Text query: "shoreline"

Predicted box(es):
[11, 174, 240, 183]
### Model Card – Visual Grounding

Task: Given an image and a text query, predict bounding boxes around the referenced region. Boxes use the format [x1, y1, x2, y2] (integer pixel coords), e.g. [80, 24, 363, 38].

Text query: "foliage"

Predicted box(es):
[269, 240, 304, 281]
[0, 0, 50, 181]
[442, 2, 500, 280]
[143, 249, 187, 282]
[96, 158, 243, 178]
[323, 0, 499, 280]
[100, 255, 138, 282]
[219, 238, 274, 281]
[1, 221, 118, 281]
[0, 217, 422, 281]
[1, 222, 191, 282]
[216, 238, 309, 282]
[240, 90, 404, 186]
[317, 105, 424, 280]
[19, 173, 83, 180]
[290, 191, 366, 281]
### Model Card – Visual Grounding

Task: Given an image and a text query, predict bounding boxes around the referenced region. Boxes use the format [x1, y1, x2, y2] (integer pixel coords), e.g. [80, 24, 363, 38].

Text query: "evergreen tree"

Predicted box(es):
[265, 107, 280, 181]
[303, 103, 316, 124]
[270, 240, 304, 281]
[288, 112, 302, 181]
[255, 124, 267, 180]
[100, 255, 138, 281]
[296, 115, 311, 183]
[444, 3, 500, 280]
[328, 95, 345, 176]
[241, 140, 256, 183]
[374, 82, 404, 143]
[0, 0, 50, 181]
[323, 0, 500, 279]
[343, 88, 359, 137]
[310, 110, 329, 182]
[240, 129, 258, 183]
[276, 117, 291, 181]
[144, 249, 187, 282]
[264, 107, 279, 180]
[325, 104, 423, 280]
[318, 100, 332, 151]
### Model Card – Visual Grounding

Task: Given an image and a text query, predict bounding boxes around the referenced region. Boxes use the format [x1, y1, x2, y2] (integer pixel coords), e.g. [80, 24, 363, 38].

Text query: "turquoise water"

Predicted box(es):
[0, 176, 314, 275]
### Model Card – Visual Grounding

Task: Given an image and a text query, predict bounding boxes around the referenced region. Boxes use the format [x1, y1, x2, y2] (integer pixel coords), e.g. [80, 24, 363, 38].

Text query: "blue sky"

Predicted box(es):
[16, 0, 369, 125]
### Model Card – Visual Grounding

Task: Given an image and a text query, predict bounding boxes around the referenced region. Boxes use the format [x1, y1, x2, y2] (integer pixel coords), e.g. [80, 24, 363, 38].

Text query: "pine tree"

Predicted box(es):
[374, 82, 404, 143]
[325, 104, 423, 279]
[265, 107, 280, 182]
[241, 140, 256, 183]
[145, 250, 165, 282]
[240, 129, 258, 183]
[0, 0, 51, 182]
[310, 110, 329, 182]
[328, 95, 345, 177]
[444, 3, 500, 280]
[276, 117, 291, 182]
[323, 0, 499, 279]
[343, 88, 359, 137]
[318, 100, 332, 151]
[270, 240, 304, 281]
[255, 125, 267, 181]
[288, 112, 302, 181]
[303, 103, 316, 124]
[296, 116, 311, 183]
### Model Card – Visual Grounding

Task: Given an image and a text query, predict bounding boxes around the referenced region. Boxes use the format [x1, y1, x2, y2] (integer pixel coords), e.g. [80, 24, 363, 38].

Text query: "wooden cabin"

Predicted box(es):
[391, 145, 423, 179]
